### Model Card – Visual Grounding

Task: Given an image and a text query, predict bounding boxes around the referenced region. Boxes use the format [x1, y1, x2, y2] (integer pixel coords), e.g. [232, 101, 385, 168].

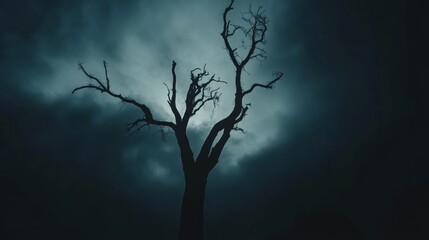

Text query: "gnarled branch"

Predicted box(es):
[73, 61, 176, 130]
[243, 72, 283, 96]
[221, 0, 240, 68]
[182, 65, 226, 126]
[197, 1, 283, 168]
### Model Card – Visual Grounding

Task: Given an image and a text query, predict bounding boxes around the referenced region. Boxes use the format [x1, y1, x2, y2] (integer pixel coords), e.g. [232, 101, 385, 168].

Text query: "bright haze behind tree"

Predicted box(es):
[72, 0, 283, 239]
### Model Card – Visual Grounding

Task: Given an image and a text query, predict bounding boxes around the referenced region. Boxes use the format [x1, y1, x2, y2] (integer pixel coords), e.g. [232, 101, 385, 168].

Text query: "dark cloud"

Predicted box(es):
[1, 0, 426, 239]
[0, 90, 191, 238]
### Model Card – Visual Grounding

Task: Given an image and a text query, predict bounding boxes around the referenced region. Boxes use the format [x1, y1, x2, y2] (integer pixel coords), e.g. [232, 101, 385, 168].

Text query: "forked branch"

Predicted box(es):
[126, 118, 149, 136]
[73, 61, 176, 130]
[182, 65, 226, 125]
[221, 0, 240, 68]
[198, 1, 283, 169]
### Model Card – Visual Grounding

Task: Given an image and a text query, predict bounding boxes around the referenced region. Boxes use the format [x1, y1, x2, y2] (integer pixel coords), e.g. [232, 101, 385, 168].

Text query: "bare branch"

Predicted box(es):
[103, 60, 110, 90]
[234, 104, 250, 124]
[192, 88, 221, 116]
[126, 118, 146, 132]
[240, 6, 269, 67]
[126, 118, 149, 137]
[181, 65, 226, 125]
[243, 72, 283, 96]
[249, 52, 267, 62]
[159, 126, 174, 142]
[163, 82, 171, 102]
[77, 63, 106, 90]
[73, 62, 176, 130]
[232, 125, 246, 134]
[226, 24, 243, 37]
[221, 0, 240, 68]
[72, 85, 104, 94]
[168, 61, 182, 124]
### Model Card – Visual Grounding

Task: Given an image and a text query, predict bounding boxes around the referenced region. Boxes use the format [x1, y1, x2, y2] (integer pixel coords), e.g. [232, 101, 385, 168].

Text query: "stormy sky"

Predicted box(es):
[1, 0, 426, 239]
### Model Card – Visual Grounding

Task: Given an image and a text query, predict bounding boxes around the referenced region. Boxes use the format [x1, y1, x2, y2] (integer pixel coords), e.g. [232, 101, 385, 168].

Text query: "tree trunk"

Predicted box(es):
[178, 172, 207, 240]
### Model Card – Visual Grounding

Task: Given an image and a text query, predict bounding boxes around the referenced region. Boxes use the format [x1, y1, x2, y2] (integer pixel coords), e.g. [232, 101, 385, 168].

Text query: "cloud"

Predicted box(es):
[6, 0, 294, 170]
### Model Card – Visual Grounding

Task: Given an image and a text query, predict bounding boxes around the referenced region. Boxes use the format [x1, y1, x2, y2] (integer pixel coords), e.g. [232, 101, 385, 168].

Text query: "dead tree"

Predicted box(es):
[73, 1, 282, 239]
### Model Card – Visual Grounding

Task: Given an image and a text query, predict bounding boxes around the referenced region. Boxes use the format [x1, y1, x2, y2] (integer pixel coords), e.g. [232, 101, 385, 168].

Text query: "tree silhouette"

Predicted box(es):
[73, 1, 282, 239]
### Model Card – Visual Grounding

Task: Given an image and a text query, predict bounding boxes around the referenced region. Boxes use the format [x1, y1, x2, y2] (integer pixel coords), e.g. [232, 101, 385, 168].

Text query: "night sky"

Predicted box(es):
[1, 0, 427, 239]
